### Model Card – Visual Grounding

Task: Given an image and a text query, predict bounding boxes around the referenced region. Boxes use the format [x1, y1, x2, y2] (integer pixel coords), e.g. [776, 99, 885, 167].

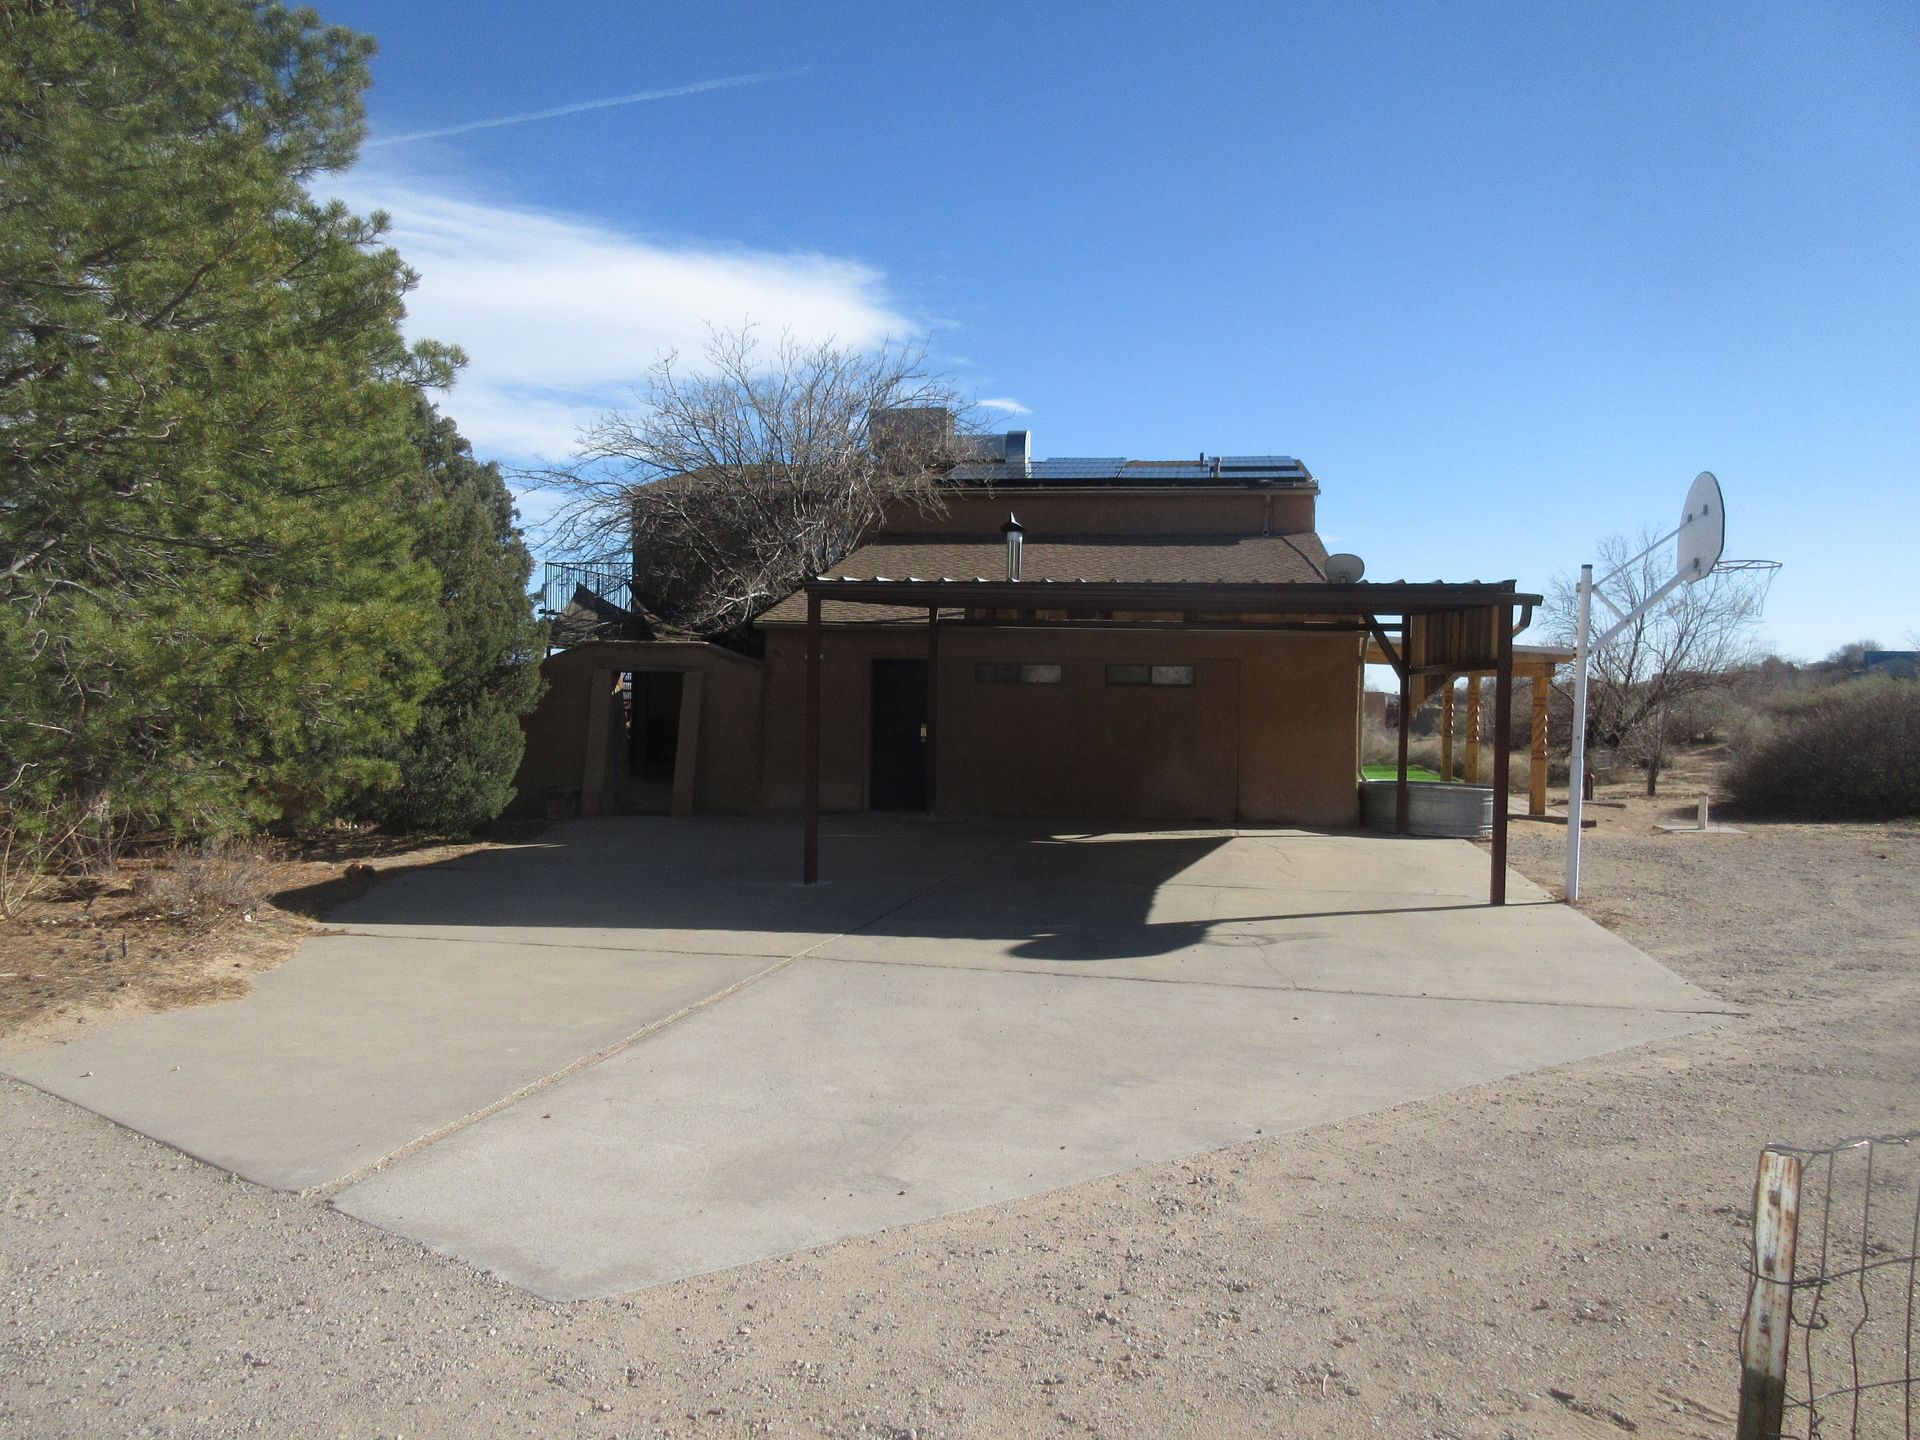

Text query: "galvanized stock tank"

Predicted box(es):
[1359, 779, 1495, 839]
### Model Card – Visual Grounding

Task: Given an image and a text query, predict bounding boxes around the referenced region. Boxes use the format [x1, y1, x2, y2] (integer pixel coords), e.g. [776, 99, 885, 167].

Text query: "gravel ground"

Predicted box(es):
[3, 796, 1917, 1438]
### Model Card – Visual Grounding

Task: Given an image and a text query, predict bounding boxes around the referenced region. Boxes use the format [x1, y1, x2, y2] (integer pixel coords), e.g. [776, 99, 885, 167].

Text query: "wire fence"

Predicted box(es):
[1739, 1132, 1920, 1439]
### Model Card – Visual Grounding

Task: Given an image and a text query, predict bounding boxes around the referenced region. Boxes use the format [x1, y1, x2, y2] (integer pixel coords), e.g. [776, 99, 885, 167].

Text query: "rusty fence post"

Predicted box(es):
[1737, 1148, 1802, 1440]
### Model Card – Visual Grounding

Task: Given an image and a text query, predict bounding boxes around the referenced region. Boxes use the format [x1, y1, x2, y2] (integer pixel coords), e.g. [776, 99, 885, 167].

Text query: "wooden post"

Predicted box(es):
[581, 668, 617, 817]
[1441, 683, 1455, 782]
[1490, 610, 1513, 905]
[803, 591, 821, 884]
[1465, 677, 1482, 785]
[1395, 659, 1411, 835]
[1737, 1149, 1802, 1440]
[925, 606, 939, 814]
[1528, 672, 1549, 817]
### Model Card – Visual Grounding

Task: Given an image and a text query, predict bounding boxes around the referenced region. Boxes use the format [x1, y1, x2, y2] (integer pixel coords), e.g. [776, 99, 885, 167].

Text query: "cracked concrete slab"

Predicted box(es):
[335, 951, 1715, 1299]
[3, 817, 1726, 1295]
[2, 934, 779, 1191]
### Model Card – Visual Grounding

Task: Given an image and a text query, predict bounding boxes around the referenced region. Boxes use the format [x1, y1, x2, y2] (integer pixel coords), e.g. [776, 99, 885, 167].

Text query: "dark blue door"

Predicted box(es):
[868, 658, 928, 811]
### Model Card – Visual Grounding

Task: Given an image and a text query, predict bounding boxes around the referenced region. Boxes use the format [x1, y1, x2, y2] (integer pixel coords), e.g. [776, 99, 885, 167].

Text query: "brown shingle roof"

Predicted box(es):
[758, 532, 1330, 625]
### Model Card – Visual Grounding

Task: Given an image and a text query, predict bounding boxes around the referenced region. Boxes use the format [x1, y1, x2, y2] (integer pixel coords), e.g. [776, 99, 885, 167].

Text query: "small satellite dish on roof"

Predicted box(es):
[1324, 552, 1365, 584]
[1676, 471, 1724, 583]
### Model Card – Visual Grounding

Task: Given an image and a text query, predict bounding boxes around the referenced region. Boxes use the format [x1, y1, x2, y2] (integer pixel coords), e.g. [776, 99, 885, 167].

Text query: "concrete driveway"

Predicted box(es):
[4, 816, 1728, 1300]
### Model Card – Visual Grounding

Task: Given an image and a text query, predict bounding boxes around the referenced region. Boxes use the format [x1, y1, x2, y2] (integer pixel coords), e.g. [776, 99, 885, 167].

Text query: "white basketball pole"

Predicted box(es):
[1564, 564, 1593, 900]
[1563, 473, 1732, 905]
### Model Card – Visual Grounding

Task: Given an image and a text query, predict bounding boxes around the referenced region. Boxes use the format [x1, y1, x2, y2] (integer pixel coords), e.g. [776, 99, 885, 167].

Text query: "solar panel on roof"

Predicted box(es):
[943, 453, 1308, 486]
[1029, 459, 1128, 478]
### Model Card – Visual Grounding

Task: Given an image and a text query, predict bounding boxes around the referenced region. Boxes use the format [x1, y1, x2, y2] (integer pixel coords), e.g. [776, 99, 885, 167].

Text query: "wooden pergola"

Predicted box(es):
[1364, 639, 1575, 817]
[799, 577, 1542, 904]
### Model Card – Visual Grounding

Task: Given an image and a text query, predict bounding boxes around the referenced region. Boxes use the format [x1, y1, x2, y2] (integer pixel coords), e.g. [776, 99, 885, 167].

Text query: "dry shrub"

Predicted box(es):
[1503, 753, 1530, 795]
[1722, 679, 1920, 820]
[0, 800, 96, 920]
[133, 840, 277, 925]
[1360, 719, 1398, 767]
[0, 821, 54, 920]
[1719, 703, 1775, 754]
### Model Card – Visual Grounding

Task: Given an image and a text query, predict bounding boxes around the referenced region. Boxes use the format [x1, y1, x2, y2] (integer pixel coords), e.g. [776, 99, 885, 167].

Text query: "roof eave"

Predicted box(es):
[763, 577, 1541, 624]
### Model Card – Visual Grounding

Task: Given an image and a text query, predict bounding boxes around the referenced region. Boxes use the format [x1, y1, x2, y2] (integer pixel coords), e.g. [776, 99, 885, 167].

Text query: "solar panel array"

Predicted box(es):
[949, 455, 1312, 488]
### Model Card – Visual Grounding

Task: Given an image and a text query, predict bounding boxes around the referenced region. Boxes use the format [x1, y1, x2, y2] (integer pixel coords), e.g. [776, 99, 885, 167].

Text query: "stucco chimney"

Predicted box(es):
[869, 405, 955, 456]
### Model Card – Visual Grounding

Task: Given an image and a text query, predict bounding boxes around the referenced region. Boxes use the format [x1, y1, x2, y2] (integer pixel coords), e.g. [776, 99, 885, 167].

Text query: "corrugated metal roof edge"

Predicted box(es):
[760, 577, 1541, 625]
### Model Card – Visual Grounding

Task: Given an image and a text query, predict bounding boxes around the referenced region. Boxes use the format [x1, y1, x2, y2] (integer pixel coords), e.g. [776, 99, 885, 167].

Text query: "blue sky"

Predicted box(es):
[323, 1, 1918, 659]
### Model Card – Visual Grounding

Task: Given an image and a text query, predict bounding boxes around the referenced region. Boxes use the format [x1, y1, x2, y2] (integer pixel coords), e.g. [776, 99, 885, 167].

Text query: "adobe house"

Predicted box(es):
[756, 442, 1361, 826]
[511, 420, 1541, 898]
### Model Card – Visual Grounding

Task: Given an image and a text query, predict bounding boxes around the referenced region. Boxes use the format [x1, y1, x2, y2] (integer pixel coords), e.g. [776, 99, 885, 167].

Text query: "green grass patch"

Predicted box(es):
[1361, 764, 1446, 783]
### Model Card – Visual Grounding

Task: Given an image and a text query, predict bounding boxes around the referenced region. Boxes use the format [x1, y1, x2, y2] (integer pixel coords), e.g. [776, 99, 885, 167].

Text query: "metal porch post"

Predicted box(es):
[803, 590, 821, 884]
[1396, 654, 1411, 835]
[1490, 604, 1514, 905]
[925, 606, 939, 814]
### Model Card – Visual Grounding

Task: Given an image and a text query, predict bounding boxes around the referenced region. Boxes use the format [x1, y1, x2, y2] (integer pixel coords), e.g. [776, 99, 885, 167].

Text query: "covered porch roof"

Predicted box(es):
[794, 576, 1544, 905]
[1363, 639, 1576, 822]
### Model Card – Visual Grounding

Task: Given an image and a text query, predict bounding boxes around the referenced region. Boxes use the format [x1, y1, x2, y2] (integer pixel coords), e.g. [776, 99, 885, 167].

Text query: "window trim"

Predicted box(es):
[1104, 663, 1197, 688]
[975, 661, 1065, 686]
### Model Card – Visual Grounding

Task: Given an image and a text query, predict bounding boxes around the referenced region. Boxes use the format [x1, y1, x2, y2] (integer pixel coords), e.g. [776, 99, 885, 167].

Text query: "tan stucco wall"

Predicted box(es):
[508, 641, 764, 817]
[879, 488, 1316, 538]
[759, 626, 1363, 826]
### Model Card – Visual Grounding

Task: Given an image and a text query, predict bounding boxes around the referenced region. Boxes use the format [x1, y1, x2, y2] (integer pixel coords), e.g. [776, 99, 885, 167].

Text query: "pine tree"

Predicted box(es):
[364, 399, 546, 833]
[0, 1, 449, 839]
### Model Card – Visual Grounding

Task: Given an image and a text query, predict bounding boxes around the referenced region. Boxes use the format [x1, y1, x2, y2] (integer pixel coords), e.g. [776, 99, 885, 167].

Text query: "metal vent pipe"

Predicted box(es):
[1001, 514, 1024, 581]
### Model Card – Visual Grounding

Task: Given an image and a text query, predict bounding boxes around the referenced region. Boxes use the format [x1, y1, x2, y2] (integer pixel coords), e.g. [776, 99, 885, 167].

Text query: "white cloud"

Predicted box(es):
[978, 396, 1032, 416]
[328, 171, 914, 461]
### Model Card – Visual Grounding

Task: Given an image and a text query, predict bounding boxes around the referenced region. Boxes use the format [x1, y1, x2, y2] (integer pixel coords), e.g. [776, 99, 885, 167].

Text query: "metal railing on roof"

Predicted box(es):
[540, 559, 632, 618]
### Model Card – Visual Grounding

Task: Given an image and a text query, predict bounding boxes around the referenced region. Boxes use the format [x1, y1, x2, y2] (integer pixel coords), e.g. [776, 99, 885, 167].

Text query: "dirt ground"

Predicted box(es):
[2, 756, 1916, 1438]
[0, 832, 521, 1053]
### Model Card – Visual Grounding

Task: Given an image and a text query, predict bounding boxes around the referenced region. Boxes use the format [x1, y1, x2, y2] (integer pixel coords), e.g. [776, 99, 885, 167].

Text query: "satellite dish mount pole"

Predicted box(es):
[1563, 471, 1727, 904]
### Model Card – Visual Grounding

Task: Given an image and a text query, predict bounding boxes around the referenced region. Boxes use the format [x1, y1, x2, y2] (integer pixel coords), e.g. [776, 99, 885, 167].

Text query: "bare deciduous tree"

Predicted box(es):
[1545, 530, 1772, 795]
[1822, 638, 1884, 672]
[533, 327, 980, 637]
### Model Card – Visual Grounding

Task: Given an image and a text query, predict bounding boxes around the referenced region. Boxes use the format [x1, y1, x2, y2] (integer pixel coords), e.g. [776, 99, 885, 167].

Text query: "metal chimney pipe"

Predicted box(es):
[1001, 514, 1024, 581]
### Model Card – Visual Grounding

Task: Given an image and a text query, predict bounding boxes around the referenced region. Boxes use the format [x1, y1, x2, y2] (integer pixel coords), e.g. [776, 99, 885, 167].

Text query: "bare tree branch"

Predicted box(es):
[524, 325, 982, 637]
[1544, 529, 1773, 794]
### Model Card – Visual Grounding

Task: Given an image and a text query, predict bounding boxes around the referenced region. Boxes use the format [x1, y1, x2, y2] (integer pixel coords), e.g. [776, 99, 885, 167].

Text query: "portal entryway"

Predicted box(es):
[867, 658, 929, 811]
[623, 670, 682, 813]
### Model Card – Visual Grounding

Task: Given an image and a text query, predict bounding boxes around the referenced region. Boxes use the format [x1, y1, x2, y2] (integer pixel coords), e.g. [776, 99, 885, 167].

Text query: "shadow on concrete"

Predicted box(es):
[1000, 899, 1558, 962]
[281, 815, 1516, 965]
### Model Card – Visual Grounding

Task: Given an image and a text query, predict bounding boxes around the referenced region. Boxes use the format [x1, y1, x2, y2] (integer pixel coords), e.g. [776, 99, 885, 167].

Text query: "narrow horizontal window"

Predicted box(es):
[1105, 663, 1195, 687]
[975, 661, 1063, 685]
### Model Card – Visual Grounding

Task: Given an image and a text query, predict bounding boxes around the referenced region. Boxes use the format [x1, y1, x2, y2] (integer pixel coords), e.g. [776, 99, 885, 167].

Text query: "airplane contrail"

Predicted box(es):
[366, 68, 811, 148]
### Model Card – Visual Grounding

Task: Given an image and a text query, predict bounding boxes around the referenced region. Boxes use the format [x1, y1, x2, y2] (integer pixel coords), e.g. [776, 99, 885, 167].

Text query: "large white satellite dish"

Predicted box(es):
[1676, 471, 1724, 583]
